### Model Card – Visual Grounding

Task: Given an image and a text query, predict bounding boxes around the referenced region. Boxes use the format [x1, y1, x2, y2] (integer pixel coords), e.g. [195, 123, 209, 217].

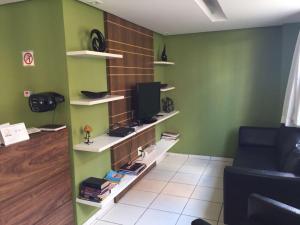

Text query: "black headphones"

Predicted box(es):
[90, 29, 106, 52]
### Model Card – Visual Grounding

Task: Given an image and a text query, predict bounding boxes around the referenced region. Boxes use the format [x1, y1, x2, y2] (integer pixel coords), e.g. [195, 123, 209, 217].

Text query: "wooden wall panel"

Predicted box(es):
[0, 130, 74, 225]
[0, 170, 72, 225]
[105, 13, 155, 170]
[0, 130, 69, 202]
[34, 201, 74, 225]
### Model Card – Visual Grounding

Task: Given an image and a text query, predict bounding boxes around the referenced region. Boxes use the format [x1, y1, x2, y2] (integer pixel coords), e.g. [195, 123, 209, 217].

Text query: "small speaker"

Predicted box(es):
[90, 29, 106, 52]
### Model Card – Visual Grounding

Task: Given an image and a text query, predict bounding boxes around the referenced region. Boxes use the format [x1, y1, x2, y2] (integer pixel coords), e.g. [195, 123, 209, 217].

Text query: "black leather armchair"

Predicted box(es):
[192, 194, 300, 225]
[224, 126, 300, 225]
[242, 194, 300, 225]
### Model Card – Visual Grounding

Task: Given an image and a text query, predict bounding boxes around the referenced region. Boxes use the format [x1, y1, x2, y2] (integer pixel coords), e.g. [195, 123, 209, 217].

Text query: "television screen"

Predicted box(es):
[136, 82, 161, 123]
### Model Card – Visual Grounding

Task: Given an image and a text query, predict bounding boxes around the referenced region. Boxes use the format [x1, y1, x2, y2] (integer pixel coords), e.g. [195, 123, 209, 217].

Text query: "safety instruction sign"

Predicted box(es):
[22, 51, 35, 67]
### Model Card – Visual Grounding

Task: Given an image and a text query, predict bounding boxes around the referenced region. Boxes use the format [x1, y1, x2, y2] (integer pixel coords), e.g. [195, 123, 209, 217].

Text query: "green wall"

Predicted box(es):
[0, 0, 68, 127]
[164, 27, 283, 157]
[61, 1, 111, 224]
[154, 33, 167, 141]
[1, 1, 300, 223]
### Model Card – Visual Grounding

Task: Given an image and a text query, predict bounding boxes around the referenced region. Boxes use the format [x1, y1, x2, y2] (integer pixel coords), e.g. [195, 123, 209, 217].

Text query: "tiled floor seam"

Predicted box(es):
[133, 173, 170, 225]
[98, 156, 226, 225]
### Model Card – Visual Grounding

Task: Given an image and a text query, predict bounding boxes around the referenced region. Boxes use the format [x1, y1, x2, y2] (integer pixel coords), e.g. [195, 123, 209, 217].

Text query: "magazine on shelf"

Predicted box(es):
[105, 170, 124, 184]
[118, 162, 146, 175]
[161, 131, 180, 140]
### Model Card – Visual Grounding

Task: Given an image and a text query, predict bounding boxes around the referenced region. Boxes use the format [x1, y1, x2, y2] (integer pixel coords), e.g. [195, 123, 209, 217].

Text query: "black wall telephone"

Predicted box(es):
[162, 97, 174, 113]
[29, 92, 65, 112]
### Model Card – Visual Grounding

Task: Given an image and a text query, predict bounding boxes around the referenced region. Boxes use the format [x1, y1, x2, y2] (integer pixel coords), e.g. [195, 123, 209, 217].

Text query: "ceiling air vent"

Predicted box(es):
[194, 0, 227, 22]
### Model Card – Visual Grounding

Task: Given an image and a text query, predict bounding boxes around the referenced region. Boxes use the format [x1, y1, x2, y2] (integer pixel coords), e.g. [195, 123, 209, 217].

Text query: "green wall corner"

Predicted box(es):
[163, 27, 283, 157]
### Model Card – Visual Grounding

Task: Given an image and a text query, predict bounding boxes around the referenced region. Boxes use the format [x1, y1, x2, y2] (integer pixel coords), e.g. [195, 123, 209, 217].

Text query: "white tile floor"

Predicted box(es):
[94, 154, 232, 225]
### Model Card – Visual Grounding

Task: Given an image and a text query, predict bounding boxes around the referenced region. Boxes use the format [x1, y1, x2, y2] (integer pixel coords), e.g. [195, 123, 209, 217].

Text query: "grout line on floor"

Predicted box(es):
[100, 155, 225, 225]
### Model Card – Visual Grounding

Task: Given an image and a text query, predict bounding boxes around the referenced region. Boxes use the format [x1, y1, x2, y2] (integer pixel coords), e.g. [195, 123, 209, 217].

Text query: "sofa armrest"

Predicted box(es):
[239, 126, 278, 148]
[223, 166, 300, 225]
[247, 194, 300, 225]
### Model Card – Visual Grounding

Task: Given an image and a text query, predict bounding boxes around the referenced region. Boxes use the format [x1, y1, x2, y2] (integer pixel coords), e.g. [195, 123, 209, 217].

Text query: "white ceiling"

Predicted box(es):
[82, 0, 300, 35]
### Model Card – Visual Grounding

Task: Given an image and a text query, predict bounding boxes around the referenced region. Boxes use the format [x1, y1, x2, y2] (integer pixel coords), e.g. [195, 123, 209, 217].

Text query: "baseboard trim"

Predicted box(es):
[166, 152, 233, 162]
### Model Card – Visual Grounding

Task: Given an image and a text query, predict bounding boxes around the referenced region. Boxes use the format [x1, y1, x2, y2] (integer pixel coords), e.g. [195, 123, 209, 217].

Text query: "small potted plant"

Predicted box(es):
[83, 125, 93, 145]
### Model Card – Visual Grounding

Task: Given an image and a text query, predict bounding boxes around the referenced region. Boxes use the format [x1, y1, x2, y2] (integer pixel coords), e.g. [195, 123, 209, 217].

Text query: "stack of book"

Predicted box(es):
[161, 132, 180, 140]
[79, 177, 111, 203]
[118, 162, 146, 175]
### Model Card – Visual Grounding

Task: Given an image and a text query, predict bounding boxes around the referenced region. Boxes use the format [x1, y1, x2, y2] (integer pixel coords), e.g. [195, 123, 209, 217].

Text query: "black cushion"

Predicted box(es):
[233, 146, 278, 171]
[239, 127, 278, 147]
[282, 148, 300, 175]
[277, 126, 300, 170]
[191, 219, 211, 225]
[240, 222, 264, 225]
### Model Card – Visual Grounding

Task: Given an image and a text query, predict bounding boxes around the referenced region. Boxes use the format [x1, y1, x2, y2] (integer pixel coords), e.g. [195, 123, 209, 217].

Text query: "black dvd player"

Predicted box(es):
[108, 127, 135, 137]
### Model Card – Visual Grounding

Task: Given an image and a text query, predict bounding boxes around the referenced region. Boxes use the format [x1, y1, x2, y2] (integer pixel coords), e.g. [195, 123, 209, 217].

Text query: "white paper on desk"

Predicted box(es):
[0, 123, 10, 145]
[0, 123, 29, 146]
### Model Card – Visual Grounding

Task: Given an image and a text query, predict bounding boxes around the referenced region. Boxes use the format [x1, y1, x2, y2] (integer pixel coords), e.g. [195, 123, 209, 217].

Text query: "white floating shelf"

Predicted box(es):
[161, 86, 175, 92]
[67, 50, 123, 59]
[154, 61, 175, 65]
[74, 111, 179, 152]
[70, 95, 124, 106]
[76, 138, 179, 208]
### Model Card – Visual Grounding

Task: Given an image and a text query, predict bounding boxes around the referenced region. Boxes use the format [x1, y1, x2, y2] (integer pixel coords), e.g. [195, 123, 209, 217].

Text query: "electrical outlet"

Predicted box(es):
[24, 90, 32, 97]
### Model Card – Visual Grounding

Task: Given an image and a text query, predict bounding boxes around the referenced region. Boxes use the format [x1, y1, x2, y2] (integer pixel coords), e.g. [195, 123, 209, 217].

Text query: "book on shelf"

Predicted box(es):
[118, 162, 146, 175]
[81, 177, 110, 190]
[80, 185, 110, 196]
[161, 131, 180, 140]
[105, 170, 124, 184]
[79, 177, 113, 203]
[79, 189, 111, 203]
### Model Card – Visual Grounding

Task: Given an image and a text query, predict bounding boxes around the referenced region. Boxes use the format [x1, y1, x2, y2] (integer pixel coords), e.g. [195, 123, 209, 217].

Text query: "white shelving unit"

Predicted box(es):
[70, 95, 124, 106]
[67, 50, 123, 59]
[74, 111, 179, 152]
[76, 138, 179, 208]
[161, 86, 175, 92]
[154, 61, 175, 65]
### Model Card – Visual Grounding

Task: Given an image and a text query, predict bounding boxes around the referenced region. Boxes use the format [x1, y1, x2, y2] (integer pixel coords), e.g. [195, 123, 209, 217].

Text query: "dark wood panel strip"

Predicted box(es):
[111, 89, 133, 93]
[107, 42, 153, 57]
[109, 48, 154, 58]
[107, 39, 153, 52]
[107, 67, 153, 75]
[109, 74, 153, 76]
[106, 13, 153, 36]
[109, 75, 153, 94]
[106, 57, 154, 68]
[106, 12, 155, 170]
[109, 99, 133, 116]
[109, 110, 133, 118]
[112, 137, 156, 166]
[112, 128, 155, 148]
[106, 19, 153, 38]
[108, 66, 153, 69]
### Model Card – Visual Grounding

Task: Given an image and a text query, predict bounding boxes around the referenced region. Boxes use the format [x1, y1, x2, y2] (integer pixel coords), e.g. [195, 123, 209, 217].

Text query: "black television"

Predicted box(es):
[135, 82, 161, 124]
